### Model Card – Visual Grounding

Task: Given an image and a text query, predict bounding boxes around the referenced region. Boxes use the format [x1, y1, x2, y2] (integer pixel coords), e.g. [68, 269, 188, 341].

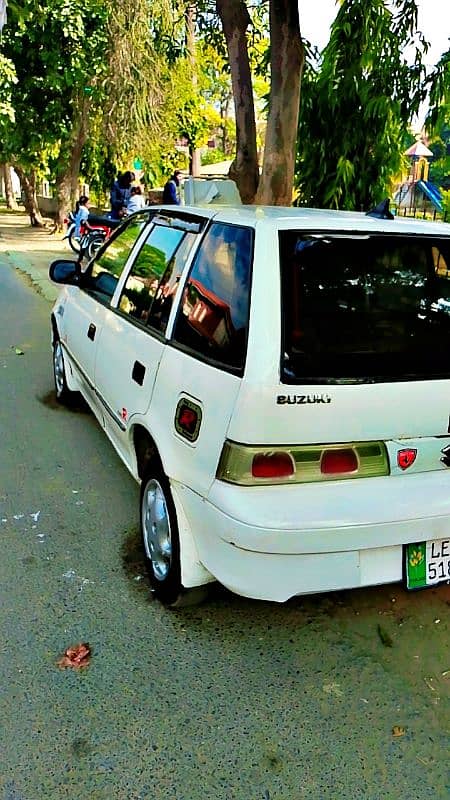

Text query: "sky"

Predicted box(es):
[299, 0, 449, 67]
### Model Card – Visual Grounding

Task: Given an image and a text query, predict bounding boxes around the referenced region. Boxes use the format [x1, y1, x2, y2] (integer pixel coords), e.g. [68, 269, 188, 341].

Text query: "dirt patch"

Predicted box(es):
[120, 527, 152, 598]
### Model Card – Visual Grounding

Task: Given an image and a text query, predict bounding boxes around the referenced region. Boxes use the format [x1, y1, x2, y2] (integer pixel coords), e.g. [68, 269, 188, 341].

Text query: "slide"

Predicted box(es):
[417, 180, 443, 211]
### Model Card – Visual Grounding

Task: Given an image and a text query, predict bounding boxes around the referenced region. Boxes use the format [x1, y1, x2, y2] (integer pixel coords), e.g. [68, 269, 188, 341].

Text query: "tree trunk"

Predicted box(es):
[220, 89, 233, 154]
[54, 97, 90, 229]
[216, 0, 259, 203]
[14, 166, 45, 226]
[255, 0, 304, 206]
[2, 163, 19, 210]
[186, 4, 201, 177]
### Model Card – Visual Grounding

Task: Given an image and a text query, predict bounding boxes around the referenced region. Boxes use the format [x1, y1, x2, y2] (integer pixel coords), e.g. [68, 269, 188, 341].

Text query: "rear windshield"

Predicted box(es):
[280, 232, 450, 384]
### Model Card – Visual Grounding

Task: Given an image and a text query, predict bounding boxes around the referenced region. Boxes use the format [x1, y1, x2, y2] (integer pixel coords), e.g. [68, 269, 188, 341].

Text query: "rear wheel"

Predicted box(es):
[87, 232, 106, 260]
[68, 228, 81, 253]
[140, 464, 206, 607]
[53, 339, 76, 404]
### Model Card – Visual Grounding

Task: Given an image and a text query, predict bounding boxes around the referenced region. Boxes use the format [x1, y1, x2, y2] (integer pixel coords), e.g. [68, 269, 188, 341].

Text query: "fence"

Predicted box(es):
[391, 204, 448, 223]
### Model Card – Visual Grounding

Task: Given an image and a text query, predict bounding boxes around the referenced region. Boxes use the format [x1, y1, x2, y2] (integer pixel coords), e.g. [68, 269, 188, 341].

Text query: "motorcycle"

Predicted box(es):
[63, 212, 119, 260]
[62, 211, 78, 252]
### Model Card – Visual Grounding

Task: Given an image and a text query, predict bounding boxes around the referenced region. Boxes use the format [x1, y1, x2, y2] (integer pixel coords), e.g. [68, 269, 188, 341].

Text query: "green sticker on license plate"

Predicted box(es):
[406, 539, 450, 589]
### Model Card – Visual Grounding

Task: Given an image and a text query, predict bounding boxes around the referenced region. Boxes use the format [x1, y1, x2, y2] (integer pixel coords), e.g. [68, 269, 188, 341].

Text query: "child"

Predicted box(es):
[127, 185, 145, 214]
[74, 195, 90, 238]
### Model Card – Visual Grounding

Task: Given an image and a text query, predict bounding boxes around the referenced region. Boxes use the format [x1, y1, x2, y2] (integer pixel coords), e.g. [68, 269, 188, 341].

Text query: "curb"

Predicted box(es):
[4, 250, 60, 303]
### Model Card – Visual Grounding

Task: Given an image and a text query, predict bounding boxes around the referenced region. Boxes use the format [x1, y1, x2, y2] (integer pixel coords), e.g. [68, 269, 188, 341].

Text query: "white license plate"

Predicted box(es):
[405, 539, 450, 589]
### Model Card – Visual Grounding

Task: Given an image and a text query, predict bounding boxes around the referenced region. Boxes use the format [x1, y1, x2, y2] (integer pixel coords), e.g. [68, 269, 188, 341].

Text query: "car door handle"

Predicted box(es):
[87, 323, 96, 341]
[132, 360, 146, 386]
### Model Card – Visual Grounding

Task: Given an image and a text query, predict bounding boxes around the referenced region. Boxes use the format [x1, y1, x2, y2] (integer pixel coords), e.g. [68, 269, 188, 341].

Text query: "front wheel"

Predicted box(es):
[53, 339, 76, 404]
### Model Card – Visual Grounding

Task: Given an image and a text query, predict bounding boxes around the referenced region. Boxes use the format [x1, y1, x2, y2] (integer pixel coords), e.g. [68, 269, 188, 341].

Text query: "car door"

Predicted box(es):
[60, 212, 150, 416]
[93, 216, 204, 461]
[149, 220, 254, 495]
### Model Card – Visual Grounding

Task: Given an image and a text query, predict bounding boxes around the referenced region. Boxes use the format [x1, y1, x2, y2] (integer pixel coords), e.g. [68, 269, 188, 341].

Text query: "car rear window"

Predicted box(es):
[279, 232, 450, 384]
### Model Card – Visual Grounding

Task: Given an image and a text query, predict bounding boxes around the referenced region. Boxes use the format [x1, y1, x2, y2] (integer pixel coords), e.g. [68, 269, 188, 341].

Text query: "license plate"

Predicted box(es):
[405, 539, 450, 589]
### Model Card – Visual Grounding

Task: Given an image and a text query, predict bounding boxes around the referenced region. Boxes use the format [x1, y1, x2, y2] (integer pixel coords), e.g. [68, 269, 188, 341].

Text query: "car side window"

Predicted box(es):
[172, 222, 253, 372]
[84, 213, 149, 303]
[118, 225, 197, 335]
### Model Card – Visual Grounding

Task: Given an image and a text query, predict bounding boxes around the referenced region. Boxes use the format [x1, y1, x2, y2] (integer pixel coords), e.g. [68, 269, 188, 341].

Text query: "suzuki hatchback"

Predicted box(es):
[49, 204, 450, 605]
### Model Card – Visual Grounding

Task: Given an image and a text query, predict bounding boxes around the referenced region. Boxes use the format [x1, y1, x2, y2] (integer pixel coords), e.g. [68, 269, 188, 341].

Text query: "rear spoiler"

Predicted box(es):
[366, 199, 394, 220]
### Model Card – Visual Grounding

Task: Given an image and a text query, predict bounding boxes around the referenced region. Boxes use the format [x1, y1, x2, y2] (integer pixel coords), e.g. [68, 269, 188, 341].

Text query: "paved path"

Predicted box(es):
[1, 204, 449, 800]
[0, 208, 72, 302]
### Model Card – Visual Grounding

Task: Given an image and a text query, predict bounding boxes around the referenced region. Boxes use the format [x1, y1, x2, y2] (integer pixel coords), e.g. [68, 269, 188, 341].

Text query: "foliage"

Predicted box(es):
[0, 0, 108, 174]
[426, 47, 450, 131]
[0, 53, 17, 121]
[201, 146, 227, 165]
[441, 188, 450, 221]
[296, 0, 429, 210]
[428, 122, 450, 189]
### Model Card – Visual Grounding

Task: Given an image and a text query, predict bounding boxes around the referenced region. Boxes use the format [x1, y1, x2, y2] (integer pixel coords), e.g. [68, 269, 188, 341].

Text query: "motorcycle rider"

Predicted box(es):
[74, 195, 90, 238]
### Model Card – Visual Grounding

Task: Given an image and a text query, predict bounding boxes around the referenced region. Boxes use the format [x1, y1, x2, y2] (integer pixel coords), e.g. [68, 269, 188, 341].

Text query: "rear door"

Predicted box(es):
[149, 220, 254, 494]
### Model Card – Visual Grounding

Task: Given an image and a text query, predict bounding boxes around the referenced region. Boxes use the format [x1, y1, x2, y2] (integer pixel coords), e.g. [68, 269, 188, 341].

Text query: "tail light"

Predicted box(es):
[321, 449, 358, 475]
[216, 440, 389, 485]
[63, 217, 68, 224]
[252, 452, 295, 479]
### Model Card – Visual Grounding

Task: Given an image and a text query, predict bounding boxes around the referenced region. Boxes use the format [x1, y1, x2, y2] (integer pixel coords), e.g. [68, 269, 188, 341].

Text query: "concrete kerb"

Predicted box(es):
[5, 251, 60, 302]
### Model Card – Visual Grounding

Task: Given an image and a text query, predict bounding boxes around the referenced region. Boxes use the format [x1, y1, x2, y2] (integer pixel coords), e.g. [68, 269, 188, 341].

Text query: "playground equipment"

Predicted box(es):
[395, 139, 443, 213]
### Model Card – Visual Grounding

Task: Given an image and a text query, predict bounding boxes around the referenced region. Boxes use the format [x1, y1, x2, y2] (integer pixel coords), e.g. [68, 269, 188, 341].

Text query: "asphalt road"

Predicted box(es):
[0, 256, 449, 800]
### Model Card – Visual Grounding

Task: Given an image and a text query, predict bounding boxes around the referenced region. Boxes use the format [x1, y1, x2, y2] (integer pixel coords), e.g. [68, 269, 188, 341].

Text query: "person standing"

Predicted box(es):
[110, 171, 135, 219]
[162, 170, 181, 205]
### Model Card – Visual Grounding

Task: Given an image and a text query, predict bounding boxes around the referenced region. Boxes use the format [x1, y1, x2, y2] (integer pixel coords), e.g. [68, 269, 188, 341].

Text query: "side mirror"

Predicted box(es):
[49, 260, 80, 285]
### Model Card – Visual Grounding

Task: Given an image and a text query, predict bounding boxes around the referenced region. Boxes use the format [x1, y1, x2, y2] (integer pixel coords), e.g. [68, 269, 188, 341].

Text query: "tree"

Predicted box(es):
[295, 0, 428, 211]
[216, 0, 260, 203]
[0, 0, 109, 225]
[255, 1, 303, 205]
[216, 0, 303, 205]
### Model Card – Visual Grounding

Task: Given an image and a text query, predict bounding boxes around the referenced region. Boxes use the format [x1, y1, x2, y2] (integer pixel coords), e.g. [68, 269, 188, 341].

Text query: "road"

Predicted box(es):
[0, 254, 449, 800]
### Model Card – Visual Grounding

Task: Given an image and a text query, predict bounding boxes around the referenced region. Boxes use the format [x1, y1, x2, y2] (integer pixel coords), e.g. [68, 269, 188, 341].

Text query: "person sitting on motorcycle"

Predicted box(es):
[74, 195, 90, 238]
[126, 185, 146, 214]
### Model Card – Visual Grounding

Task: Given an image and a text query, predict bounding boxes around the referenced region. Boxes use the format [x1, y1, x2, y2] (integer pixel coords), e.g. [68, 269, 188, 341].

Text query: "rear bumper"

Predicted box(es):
[174, 472, 450, 601]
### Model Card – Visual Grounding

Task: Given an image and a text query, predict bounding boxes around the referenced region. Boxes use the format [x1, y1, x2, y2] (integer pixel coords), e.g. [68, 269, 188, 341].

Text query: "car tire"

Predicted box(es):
[53, 339, 76, 404]
[140, 463, 207, 607]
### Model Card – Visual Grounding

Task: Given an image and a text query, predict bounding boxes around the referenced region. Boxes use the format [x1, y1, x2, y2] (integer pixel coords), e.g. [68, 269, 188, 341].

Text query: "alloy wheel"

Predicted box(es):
[142, 478, 172, 580]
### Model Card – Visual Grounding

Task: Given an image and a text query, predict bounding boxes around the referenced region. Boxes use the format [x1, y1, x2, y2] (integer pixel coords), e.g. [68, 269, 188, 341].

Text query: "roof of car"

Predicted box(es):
[171, 204, 450, 237]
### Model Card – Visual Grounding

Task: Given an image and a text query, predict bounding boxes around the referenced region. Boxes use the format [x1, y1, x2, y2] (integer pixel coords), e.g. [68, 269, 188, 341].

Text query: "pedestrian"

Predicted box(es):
[162, 170, 181, 205]
[110, 171, 135, 219]
[74, 195, 90, 238]
[127, 185, 146, 214]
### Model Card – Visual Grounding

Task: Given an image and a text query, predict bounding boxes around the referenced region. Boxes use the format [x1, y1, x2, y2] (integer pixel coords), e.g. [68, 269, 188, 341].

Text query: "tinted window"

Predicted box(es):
[84, 213, 149, 302]
[280, 232, 450, 383]
[119, 225, 197, 334]
[173, 222, 253, 371]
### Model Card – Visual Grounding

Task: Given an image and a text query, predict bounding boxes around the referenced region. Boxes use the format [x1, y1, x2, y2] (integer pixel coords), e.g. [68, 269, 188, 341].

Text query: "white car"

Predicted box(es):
[49, 204, 450, 606]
